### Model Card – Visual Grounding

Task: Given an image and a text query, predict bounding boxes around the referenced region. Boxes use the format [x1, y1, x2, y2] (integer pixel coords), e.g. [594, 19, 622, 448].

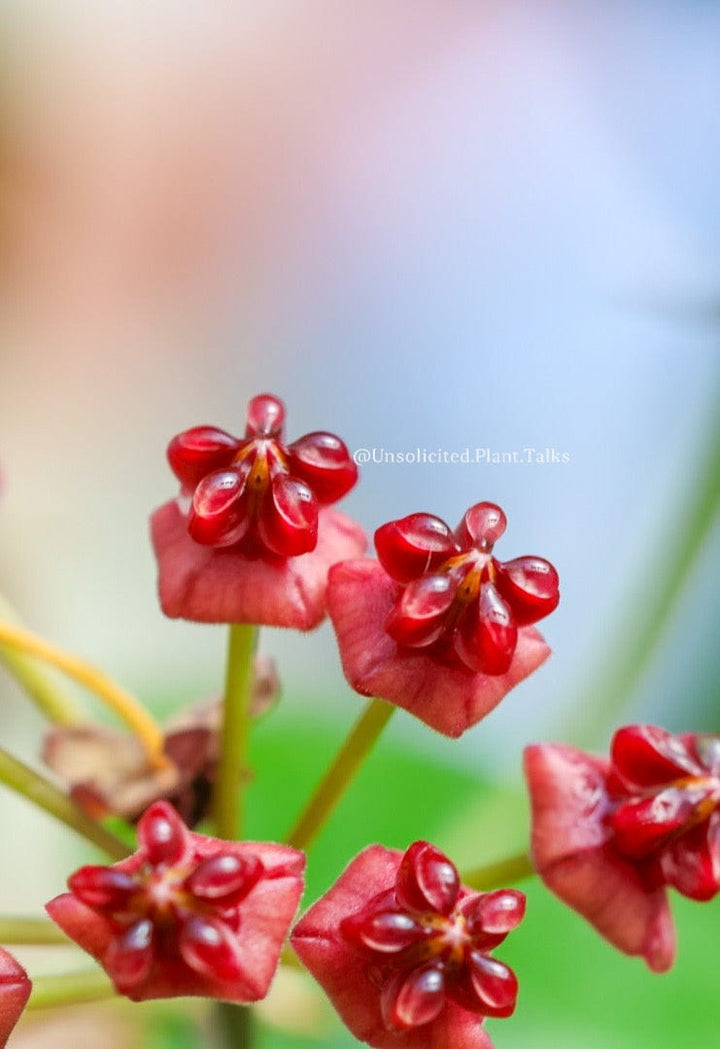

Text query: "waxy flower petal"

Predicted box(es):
[610, 725, 707, 789]
[524, 741, 679, 972]
[659, 820, 720, 901]
[328, 559, 550, 737]
[395, 841, 460, 916]
[154, 393, 365, 625]
[46, 801, 305, 1003]
[151, 500, 366, 628]
[374, 514, 458, 584]
[371, 502, 558, 677]
[0, 949, 31, 1048]
[291, 843, 523, 1049]
[167, 426, 242, 491]
[167, 393, 358, 556]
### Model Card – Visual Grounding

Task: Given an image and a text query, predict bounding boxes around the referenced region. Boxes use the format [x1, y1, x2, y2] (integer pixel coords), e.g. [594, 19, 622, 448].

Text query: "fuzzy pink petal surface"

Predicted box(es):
[46, 840, 304, 1003]
[292, 845, 494, 1049]
[524, 744, 675, 972]
[151, 501, 366, 628]
[327, 560, 550, 738]
[0, 949, 31, 1047]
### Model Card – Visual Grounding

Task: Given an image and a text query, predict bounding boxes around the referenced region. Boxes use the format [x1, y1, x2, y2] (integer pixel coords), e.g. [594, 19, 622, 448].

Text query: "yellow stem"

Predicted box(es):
[0, 620, 167, 770]
[0, 596, 81, 725]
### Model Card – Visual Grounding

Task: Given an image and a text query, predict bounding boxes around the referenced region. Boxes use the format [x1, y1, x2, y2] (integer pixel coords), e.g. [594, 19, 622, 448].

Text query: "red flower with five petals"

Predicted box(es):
[328, 503, 558, 737]
[167, 394, 357, 555]
[291, 841, 525, 1049]
[0, 948, 31, 1048]
[46, 801, 305, 1002]
[151, 394, 366, 627]
[524, 724, 720, 972]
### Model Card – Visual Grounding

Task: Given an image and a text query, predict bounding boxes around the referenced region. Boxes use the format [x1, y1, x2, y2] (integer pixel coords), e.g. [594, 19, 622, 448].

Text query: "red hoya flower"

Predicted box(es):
[524, 725, 720, 972]
[291, 841, 525, 1049]
[46, 801, 305, 1003]
[151, 393, 366, 627]
[0, 949, 31, 1048]
[327, 503, 557, 737]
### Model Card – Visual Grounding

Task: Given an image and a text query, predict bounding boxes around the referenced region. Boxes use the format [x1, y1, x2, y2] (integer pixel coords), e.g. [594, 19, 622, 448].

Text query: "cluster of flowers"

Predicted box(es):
[0, 393, 717, 1049]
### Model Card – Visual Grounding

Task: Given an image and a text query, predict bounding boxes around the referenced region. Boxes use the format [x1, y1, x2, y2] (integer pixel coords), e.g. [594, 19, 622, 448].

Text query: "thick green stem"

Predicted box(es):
[0, 745, 130, 861]
[461, 851, 535, 891]
[0, 597, 81, 726]
[286, 698, 395, 851]
[213, 624, 258, 841]
[0, 917, 70, 945]
[27, 969, 115, 1010]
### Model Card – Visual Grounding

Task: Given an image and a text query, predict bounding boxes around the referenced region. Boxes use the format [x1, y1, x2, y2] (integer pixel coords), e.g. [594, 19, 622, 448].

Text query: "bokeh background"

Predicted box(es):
[1, 2, 719, 1047]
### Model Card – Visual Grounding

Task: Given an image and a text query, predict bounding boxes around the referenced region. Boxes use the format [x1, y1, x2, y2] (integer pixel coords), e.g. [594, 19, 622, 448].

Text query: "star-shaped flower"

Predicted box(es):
[328, 503, 558, 736]
[46, 801, 305, 1002]
[291, 840, 524, 1048]
[151, 393, 366, 627]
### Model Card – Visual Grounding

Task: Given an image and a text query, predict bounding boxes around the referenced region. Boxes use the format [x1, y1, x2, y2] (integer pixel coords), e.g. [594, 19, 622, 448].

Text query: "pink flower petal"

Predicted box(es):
[151, 500, 366, 628]
[0, 948, 31, 1048]
[47, 838, 304, 1003]
[291, 845, 495, 1049]
[524, 744, 676, 972]
[327, 560, 550, 738]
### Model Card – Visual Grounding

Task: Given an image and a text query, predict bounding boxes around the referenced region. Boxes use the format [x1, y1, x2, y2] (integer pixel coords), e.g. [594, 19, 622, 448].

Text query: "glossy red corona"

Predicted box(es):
[524, 725, 720, 972]
[608, 726, 720, 900]
[375, 502, 558, 676]
[167, 393, 357, 557]
[327, 501, 555, 736]
[291, 842, 524, 1049]
[46, 801, 305, 1002]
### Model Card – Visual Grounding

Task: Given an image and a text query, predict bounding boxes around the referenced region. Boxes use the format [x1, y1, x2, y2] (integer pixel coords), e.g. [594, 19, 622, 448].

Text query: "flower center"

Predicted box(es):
[440, 550, 495, 609]
[139, 865, 192, 922]
[234, 438, 288, 503]
[424, 911, 471, 969]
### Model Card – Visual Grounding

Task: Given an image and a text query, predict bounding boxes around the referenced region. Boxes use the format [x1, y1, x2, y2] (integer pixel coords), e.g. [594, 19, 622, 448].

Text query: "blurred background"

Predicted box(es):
[1, 2, 719, 1047]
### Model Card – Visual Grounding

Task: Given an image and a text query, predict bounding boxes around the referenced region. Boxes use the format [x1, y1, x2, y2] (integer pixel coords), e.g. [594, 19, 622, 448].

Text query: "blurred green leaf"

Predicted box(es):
[244, 709, 484, 902]
[490, 871, 720, 1049]
[145, 1006, 203, 1049]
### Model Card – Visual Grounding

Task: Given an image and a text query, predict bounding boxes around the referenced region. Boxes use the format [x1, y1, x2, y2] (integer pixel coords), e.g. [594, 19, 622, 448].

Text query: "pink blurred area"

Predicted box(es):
[12, 1002, 139, 1049]
[1, 2, 469, 338]
[0, 2, 473, 684]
